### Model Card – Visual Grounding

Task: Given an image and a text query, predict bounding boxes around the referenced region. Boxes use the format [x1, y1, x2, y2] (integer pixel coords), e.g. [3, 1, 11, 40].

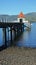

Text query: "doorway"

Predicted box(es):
[20, 19, 22, 23]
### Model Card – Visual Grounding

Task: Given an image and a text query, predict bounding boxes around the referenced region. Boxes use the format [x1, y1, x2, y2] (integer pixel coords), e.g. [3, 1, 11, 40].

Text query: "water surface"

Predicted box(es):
[0, 23, 36, 48]
[16, 23, 36, 48]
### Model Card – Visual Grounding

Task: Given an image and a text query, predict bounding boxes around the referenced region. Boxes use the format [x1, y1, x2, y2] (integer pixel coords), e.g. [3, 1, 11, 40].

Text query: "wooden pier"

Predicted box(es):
[0, 22, 24, 47]
[0, 12, 31, 51]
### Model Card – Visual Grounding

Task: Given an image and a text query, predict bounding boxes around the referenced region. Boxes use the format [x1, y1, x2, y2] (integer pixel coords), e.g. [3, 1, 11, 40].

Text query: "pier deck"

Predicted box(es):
[0, 22, 24, 28]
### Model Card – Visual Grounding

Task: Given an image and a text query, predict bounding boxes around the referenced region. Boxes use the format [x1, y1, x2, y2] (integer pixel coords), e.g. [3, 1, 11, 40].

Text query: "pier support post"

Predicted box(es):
[22, 24, 24, 32]
[5, 28, 7, 47]
[10, 27, 12, 45]
[20, 23, 24, 32]
[20, 24, 22, 32]
[14, 30, 16, 40]
[2, 28, 7, 47]
[8, 27, 9, 42]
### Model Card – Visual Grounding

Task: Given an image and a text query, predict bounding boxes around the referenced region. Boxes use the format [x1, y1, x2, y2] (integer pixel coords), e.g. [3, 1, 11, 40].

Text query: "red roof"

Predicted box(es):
[18, 12, 25, 18]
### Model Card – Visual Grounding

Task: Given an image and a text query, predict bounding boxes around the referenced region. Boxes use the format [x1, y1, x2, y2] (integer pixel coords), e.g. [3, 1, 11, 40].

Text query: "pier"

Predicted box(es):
[0, 21, 31, 47]
[0, 12, 31, 50]
[0, 22, 24, 47]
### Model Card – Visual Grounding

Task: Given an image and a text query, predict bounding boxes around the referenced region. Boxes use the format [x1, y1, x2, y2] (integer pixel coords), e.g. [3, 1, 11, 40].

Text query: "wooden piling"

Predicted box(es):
[5, 28, 7, 47]
[8, 27, 9, 41]
[2, 28, 7, 47]
[10, 27, 12, 45]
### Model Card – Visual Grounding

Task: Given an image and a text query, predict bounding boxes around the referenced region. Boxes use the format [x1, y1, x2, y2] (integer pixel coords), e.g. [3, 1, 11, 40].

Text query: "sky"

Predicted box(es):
[0, 0, 36, 15]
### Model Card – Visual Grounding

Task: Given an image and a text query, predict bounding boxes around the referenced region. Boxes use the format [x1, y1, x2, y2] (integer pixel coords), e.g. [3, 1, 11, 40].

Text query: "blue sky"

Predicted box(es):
[0, 0, 36, 15]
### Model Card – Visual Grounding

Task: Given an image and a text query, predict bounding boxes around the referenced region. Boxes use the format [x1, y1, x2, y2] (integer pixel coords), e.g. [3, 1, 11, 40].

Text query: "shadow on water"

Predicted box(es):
[0, 29, 23, 51]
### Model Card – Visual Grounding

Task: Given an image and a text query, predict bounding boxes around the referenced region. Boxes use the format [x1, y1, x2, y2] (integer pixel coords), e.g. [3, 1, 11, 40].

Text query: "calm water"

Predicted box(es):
[16, 23, 36, 48]
[0, 23, 36, 48]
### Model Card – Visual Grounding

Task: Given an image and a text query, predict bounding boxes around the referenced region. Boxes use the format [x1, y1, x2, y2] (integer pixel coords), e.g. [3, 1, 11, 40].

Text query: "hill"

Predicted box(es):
[25, 12, 36, 22]
[0, 12, 36, 22]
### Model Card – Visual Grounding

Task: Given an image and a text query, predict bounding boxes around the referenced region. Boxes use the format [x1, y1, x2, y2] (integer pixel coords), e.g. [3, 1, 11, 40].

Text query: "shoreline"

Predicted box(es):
[0, 46, 36, 65]
[0, 44, 36, 51]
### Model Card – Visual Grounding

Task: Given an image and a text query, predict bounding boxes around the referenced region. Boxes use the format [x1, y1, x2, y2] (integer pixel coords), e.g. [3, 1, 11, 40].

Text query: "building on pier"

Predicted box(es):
[11, 12, 28, 23]
[18, 12, 28, 23]
[12, 12, 31, 28]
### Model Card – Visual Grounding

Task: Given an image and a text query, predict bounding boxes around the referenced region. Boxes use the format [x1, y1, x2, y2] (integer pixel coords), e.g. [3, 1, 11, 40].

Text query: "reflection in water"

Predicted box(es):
[0, 23, 36, 48]
[16, 23, 36, 48]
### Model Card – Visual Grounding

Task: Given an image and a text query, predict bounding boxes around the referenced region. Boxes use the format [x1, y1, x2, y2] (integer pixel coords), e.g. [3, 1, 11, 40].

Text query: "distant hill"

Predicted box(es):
[0, 12, 36, 22]
[25, 12, 36, 22]
[0, 15, 18, 22]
